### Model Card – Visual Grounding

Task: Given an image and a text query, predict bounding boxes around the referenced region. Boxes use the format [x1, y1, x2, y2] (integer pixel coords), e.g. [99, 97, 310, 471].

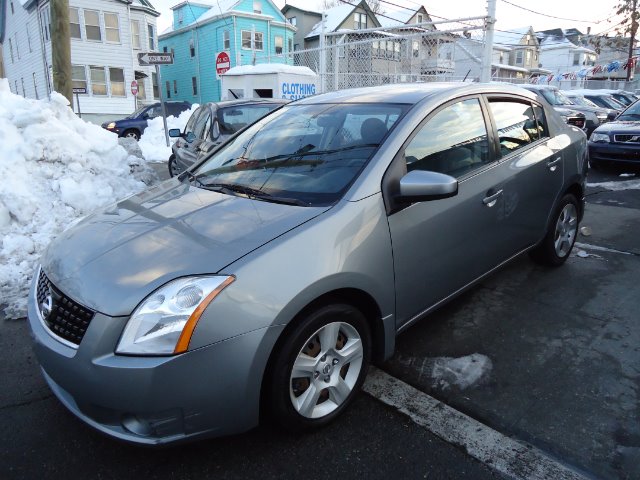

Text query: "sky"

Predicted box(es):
[153, 0, 626, 36]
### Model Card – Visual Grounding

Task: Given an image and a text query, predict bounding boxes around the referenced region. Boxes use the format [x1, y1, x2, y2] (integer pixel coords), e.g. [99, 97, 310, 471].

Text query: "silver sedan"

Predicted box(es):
[29, 83, 587, 444]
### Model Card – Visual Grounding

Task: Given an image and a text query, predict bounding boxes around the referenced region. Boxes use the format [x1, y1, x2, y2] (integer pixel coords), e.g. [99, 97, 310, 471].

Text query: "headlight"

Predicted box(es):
[107, 122, 116, 129]
[116, 275, 235, 355]
[590, 132, 610, 143]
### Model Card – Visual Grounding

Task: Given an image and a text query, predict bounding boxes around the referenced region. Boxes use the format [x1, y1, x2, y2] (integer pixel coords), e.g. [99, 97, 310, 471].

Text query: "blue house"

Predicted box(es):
[159, 0, 295, 103]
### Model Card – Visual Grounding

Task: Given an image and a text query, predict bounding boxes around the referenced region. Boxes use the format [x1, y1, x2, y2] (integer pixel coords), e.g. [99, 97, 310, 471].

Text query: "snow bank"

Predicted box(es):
[0, 79, 156, 319]
[586, 178, 640, 191]
[138, 105, 198, 163]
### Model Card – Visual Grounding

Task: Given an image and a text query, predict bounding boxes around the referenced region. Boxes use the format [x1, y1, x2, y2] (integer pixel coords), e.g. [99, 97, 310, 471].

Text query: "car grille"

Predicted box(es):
[613, 134, 640, 143]
[36, 269, 95, 346]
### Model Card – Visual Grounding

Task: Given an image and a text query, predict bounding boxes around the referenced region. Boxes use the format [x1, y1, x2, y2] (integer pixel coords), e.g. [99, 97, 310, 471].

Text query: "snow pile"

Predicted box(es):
[0, 79, 155, 319]
[138, 105, 198, 163]
[431, 354, 493, 390]
[586, 178, 640, 191]
[224, 64, 317, 77]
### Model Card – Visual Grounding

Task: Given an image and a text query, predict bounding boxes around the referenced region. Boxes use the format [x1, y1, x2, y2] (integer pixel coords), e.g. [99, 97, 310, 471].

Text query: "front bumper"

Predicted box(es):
[28, 277, 283, 445]
[589, 142, 640, 167]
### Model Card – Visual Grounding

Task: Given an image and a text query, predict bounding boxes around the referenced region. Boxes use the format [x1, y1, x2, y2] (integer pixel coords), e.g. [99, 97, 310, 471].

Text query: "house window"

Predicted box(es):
[417, 14, 423, 23]
[152, 72, 159, 98]
[90, 66, 107, 95]
[516, 50, 523, 65]
[288, 16, 297, 26]
[173, 79, 177, 94]
[85, 10, 101, 41]
[10, 0, 14, 14]
[104, 13, 120, 43]
[288, 37, 293, 52]
[131, 20, 141, 49]
[8, 38, 14, 63]
[190, 38, 195, 57]
[525, 50, 531, 64]
[354, 12, 367, 30]
[275, 35, 283, 55]
[33, 73, 39, 99]
[412, 40, 419, 58]
[148, 24, 155, 50]
[69, 8, 81, 39]
[192, 76, 198, 96]
[242, 30, 263, 50]
[224, 30, 230, 50]
[40, 7, 50, 42]
[137, 78, 146, 99]
[72, 65, 87, 91]
[166, 81, 171, 98]
[294, 43, 299, 51]
[163, 46, 167, 53]
[14, 33, 20, 59]
[573, 52, 581, 65]
[21, 77, 25, 96]
[253, 0, 261, 14]
[109, 68, 125, 96]
[499, 52, 504, 63]
[242, 30, 251, 49]
[171, 47, 175, 56]
[254, 32, 263, 50]
[534, 52, 538, 62]
[14, 80, 18, 94]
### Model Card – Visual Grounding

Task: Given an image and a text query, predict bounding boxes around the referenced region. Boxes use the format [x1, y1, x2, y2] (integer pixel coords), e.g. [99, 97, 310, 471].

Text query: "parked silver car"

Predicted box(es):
[28, 83, 587, 445]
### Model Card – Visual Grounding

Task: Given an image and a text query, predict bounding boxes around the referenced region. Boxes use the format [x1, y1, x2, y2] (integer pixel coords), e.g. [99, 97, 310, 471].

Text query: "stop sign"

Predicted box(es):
[216, 52, 231, 77]
[131, 80, 138, 96]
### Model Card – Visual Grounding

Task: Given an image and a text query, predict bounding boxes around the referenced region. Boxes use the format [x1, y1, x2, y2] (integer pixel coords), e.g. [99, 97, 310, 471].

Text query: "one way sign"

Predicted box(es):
[137, 52, 174, 66]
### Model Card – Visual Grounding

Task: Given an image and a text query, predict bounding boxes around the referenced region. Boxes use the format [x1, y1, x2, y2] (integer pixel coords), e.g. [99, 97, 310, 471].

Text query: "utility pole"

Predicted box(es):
[480, 0, 497, 83]
[51, 0, 73, 103]
[626, 0, 638, 82]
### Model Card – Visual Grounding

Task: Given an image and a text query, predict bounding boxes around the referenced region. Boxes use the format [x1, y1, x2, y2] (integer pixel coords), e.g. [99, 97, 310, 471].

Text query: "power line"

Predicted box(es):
[499, 0, 615, 25]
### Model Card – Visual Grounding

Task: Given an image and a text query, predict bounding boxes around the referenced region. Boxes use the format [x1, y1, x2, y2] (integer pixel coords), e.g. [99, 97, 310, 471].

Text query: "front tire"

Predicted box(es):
[123, 129, 140, 141]
[530, 194, 579, 266]
[168, 155, 180, 177]
[266, 304, 371, 432]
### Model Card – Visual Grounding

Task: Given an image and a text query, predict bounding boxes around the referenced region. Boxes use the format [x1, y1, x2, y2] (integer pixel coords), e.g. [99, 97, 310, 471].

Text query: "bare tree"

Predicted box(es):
[367, 0, 382, 14]
[615, 0, 640, 80]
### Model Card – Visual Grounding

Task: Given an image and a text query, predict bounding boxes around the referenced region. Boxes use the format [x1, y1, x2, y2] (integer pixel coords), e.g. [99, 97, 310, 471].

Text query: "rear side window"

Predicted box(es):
[488, 100, 542, 155]
[404, 98, 491, 178]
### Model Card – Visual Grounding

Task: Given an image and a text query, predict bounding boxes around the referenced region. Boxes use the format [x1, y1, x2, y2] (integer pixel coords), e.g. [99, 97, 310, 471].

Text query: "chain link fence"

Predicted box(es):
[253, 17, 487, 94]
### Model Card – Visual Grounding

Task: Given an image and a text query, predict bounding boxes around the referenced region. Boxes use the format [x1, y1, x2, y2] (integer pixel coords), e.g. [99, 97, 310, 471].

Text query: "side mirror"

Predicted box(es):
[169, 128, 182, 138]
[395, 170, 458, 202]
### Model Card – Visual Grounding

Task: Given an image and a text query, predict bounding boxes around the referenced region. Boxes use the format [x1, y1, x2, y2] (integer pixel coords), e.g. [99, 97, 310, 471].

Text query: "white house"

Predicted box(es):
[537, 29, 597, 78]
[1, 0, 161, 123]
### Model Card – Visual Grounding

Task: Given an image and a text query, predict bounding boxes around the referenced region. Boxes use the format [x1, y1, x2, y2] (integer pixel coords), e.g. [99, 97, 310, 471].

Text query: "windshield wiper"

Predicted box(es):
[199, 182, 310, 206]
[180, 170, 205, 187]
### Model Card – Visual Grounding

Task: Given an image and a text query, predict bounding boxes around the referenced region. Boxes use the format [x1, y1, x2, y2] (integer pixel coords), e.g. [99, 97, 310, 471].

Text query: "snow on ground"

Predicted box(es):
[431, 354, 493, 390]
[138, 105, 198, 163]
[0, 79, 156, 319]
[586, 178, 640, 190]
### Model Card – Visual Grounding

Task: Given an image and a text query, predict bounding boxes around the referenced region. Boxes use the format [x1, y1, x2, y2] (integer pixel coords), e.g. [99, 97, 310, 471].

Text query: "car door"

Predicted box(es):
[175, 107, 211, 172]
[385, 97, 509, 328]
[485, 97, 564, 251]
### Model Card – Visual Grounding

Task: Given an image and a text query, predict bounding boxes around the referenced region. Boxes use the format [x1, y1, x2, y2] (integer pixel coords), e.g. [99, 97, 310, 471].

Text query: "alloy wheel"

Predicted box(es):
[554, 203, 578, 258]
[289, 321, 364, 419]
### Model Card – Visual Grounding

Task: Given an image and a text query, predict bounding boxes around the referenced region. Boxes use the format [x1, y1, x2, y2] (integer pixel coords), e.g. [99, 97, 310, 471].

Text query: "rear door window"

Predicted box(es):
[403, 98, 492, 178]
[488, 100, 541, 155]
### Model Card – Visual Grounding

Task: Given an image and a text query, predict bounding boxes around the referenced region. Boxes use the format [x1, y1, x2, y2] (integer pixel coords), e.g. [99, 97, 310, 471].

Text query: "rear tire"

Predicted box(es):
[530, 194, 579, 267]
[265, 303, 371, 432]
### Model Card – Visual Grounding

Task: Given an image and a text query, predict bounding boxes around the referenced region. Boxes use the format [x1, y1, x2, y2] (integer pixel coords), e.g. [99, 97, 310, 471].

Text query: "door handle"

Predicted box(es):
[482, 189, 503, 208]
[547, 157, 562, 172]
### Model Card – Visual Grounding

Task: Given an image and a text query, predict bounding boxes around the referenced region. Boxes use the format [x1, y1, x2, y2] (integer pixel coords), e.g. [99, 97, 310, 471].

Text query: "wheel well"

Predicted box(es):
[259, 288, 386, 420]
[123, 128, 140, 137]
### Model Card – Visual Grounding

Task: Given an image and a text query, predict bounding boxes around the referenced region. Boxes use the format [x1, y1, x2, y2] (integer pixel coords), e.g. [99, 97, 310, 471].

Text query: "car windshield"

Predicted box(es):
[540, 89, 574, 106]
[592, 95, 626, 110]
[567, 96, 599, 108]
[216, 104, 281, 136]
[191, 103, 407, 206]
[128, 105, 149, 119]
[616, 101, 640, 121]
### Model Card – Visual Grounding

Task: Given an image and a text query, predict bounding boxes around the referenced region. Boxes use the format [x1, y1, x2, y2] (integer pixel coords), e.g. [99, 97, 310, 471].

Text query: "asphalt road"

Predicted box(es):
[2, 165, 638, 479]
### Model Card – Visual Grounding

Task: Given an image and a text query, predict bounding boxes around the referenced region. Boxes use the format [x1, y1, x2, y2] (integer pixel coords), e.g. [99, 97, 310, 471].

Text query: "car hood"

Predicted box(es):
[593, 120, 640, 134]
[41, 179, 330, 316]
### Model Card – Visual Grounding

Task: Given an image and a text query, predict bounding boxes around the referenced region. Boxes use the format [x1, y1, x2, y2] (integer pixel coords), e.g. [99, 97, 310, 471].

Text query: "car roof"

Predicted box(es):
[293, 82, 538, 105]
[566, 89, 616, 97]
[519, 83, 558, 91]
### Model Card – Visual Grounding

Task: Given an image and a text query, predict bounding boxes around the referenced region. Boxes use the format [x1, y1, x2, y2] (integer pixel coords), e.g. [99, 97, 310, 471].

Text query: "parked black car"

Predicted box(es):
[568, 90, 626, 112]
[168, 98, 288, 177]
[102, 101, 192, 140]
[589, 99, 640, 172]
